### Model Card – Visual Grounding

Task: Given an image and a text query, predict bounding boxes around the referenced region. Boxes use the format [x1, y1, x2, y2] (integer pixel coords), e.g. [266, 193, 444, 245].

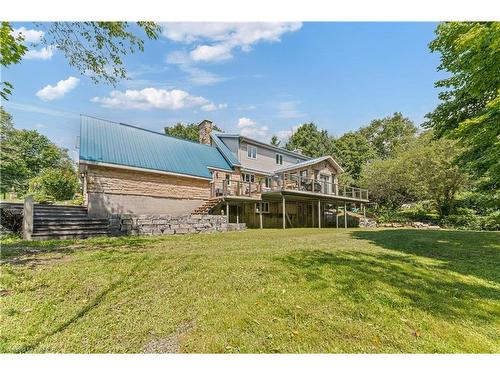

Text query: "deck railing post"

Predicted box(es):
[282, 195, 286, 229]
[344, 203, 348, 228]
[23, 194, 34, 240]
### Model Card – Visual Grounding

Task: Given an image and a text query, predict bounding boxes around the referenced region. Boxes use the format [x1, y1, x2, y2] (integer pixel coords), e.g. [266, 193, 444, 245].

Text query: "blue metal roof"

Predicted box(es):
[211, 132, 241, 167]
[79, 116, 232, 179]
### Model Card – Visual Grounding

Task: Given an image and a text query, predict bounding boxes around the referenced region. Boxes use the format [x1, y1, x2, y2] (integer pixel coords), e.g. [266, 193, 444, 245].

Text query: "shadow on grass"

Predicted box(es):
[277, 230, 500, 323]
[13, 255, 148, 353]
[0, 235, 166, 266]
[351, 229, 500, 283]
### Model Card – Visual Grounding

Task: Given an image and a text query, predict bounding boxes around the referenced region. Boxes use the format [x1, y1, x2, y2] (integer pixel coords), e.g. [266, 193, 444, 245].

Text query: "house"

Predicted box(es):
[78, 115, 369, 228]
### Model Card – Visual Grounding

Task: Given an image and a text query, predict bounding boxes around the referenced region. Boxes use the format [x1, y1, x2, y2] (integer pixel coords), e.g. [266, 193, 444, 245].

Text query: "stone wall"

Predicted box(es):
[83, 164, 211, 217]
[110, 214, 246, 236]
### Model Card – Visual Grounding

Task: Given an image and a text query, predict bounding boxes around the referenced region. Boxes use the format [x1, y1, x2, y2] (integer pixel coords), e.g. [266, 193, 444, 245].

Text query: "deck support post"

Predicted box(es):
[363, 204, 366, 219]
[236, 205, 239, 224]
[318, 200, 321, 228]
[344, 203, 348, 228]
[336, 205, 339, 228]
[226, 202, 229, 223]
[282, 195, 286, 229]
[259, 204, 263, 229]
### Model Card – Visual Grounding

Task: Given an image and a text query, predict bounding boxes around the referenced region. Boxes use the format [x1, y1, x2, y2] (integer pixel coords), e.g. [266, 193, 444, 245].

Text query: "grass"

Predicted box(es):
[0, 228, 499, 353]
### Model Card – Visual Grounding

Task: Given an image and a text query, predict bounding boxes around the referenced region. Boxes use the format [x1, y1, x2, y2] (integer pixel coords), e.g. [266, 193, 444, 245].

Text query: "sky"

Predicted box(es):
[3, 22, 445, 161]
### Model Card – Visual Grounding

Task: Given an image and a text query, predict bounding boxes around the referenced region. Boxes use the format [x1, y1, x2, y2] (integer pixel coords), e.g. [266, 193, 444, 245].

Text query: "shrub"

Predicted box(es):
[482, 211, 500, 231]
[29, 168, 79, 202]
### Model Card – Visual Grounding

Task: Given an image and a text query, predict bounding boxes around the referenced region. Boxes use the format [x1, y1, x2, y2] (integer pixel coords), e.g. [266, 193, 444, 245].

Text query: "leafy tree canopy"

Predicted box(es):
[360, 131, 468, 216]
[425, 22, 500, 188]
[164, 122, 222, 143]
[0, 109, 74, 194]
[359, 112, 418, 159]
[0, 21, 161, 100]
[285, 123, 333, 157]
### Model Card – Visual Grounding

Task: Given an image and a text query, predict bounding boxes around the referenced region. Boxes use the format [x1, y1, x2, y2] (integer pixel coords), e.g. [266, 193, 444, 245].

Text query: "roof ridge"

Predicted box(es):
[80, 114, 215, 149]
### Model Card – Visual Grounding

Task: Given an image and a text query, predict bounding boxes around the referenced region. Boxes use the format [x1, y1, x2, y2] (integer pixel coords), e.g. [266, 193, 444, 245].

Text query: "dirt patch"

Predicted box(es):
[143, 320, 195, 354]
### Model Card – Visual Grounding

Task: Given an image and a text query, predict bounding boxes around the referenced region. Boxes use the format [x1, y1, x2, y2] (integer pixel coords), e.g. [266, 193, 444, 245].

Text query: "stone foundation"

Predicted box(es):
[109, 214, 246, 236]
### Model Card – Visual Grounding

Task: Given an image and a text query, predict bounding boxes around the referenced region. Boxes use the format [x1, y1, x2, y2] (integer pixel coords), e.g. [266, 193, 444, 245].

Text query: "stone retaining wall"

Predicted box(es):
[109, 214, 246, 236]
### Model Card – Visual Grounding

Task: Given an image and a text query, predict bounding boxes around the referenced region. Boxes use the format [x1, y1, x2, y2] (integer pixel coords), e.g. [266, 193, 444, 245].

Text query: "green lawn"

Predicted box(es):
[1, 228, 499, 353]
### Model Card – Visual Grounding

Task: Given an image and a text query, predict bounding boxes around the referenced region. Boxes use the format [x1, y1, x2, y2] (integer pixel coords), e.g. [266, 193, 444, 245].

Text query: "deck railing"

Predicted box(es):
[272, 175, 369, 201]
[211, 180, 262, 198]
[211, 176, 369, 201]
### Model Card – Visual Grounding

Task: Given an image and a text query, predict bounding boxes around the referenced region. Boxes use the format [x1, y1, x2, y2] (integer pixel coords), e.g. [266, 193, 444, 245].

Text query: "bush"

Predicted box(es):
[482, 211, 500, 231]
[29, 168, 79, 202]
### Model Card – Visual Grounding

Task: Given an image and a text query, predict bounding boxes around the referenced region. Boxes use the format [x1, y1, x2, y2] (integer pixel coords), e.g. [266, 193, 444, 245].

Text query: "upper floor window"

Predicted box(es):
[276, 153, 283, 165]
[242, 173, 255, 183]
[247, 145, 257, 159]
[225, 173, 231, 186]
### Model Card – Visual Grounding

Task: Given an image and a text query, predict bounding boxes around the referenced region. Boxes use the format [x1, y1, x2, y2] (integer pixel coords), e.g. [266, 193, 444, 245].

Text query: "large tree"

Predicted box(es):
[164, 122, 222, 142]
[0, 110, 74, 194]
[360, 132, 468, 216]
[359, 112, 418, 159]
[0, 21, 161, 100]
[285, 123, 333, 157]
[425, 22, 500, 188]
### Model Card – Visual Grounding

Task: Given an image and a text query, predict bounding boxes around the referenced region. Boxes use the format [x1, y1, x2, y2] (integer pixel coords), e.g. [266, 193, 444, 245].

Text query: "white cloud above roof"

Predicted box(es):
[92, 87, 225, 111]
[162, 22, 302, 63]
[237, 117, 269, 141]
[36, 76, 80, 101]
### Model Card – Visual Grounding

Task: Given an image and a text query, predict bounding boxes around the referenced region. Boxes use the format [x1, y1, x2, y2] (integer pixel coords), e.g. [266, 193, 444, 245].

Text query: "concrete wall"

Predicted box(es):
[84, 164, 210, 217]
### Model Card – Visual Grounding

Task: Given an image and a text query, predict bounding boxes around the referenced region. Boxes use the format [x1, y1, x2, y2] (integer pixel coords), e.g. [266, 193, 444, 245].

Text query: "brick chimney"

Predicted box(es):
[198, 119, 213, 145]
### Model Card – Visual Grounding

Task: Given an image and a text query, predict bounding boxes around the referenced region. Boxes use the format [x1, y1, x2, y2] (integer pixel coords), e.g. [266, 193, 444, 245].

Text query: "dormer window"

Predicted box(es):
[276, 153, 283, 165]
[247, 145, 257, 159]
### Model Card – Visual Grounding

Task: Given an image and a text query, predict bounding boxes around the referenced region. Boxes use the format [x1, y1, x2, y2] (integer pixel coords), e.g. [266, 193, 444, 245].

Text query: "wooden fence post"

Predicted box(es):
[23, 195, 34, 240]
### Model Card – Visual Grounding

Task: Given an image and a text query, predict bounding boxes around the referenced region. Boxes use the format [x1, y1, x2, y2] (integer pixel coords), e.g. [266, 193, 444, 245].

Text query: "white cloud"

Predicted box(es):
[91, 87, 222, 111]
[237, 117, 269, 140]
[276, 100, 305, 119]
[12, 27, 44, 43]
[5, 102, 78, 119]
[201, 103, 227, 112]
[11, 27, 55, 60]
[190, 44, 233, 62]
[275, 125, 300, 143]
[237, 117, 256, 128]
[24, 46, 55, 60]
[36, 76, 80, 101]
[166, 51, 227, 86]
[162, 22, 302, 63]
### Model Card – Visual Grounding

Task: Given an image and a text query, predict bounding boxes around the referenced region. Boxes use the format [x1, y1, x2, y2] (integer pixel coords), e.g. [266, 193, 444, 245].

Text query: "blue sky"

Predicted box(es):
[3, 22, 444, 160]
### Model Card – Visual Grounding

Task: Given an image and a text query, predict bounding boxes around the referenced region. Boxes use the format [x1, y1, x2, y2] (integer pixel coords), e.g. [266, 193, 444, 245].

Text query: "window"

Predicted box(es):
[276, 153, 283, 165]
[264, 177, 272, 188]
[247, 145, 257, 159]
[242, 173, 255, 183]
[225, 173, 231, 186]
[255, 202, 270, 213]
[299, 170, 308, 178]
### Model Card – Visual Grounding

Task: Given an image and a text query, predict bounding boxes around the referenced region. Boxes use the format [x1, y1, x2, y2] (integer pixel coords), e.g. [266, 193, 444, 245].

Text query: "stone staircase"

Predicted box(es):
[191, 198, 223, 215]
[32, 205, 110, 240]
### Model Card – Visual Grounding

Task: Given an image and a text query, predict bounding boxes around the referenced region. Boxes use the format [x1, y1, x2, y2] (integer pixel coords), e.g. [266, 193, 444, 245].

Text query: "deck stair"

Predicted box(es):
[31, 204, 109, 240]
[191, 198, 223, 215]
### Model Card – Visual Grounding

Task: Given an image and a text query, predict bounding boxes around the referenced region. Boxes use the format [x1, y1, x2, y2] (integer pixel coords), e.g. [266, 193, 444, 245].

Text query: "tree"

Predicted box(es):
[285, 123, 333, 157]
[1, 22, 161, 99]
[28, 168, 79, 201]
[164, 122, 222, 142]
[0, 111, 74, 194]
[360, 132, 468, 216]
[359, 112, 418, 159]
[270, 135, 281, 147]
[0, 22, 27, 100]
[425, 22, 500, 188]
[333, 131, 377, 182]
